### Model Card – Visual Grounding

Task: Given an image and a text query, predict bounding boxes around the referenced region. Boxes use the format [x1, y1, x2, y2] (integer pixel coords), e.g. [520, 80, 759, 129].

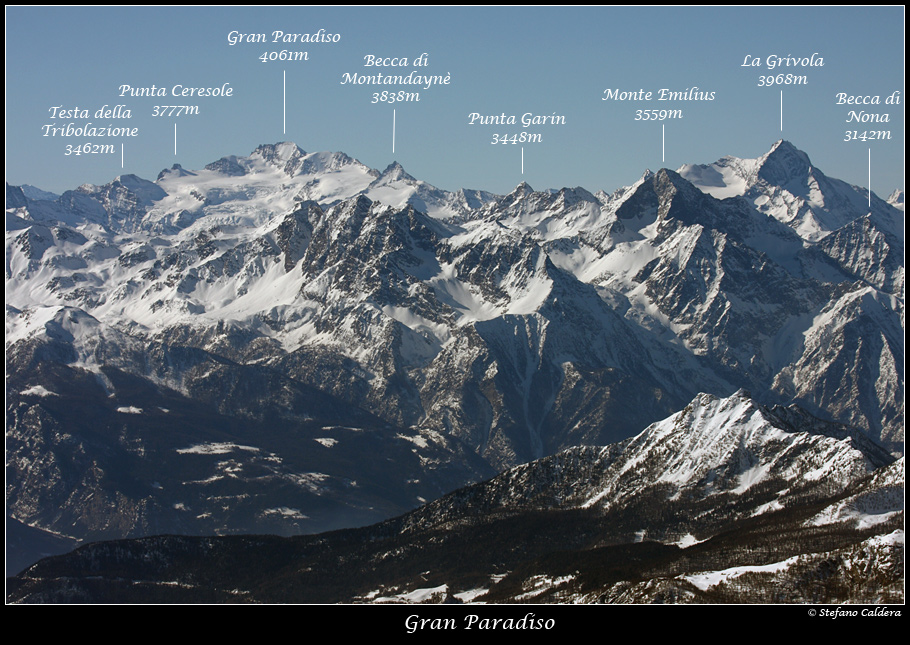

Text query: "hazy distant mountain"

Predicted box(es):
[19, 185, 60, 202]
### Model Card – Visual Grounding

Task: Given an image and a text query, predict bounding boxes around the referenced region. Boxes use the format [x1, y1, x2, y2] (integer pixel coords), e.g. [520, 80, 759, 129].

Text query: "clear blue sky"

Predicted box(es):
[6, 6, 905, 199]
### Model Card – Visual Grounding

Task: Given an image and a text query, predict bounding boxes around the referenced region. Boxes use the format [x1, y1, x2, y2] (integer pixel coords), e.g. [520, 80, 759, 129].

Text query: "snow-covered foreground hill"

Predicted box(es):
[8, 391, 901, 604]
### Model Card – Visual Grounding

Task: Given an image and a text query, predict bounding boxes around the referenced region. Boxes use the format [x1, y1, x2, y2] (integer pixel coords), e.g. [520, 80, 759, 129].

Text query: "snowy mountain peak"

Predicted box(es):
[204, 154, 247, 176]
[19, 185, 60, 202]
[756, 139, 812, 185]
[6, 183, 28, 209]
[511, 181, 535, 196]
[888, 189, 904, 211]
[653, 167, 697, 192]
[298, 150, 372, 177]
[677, 140, 902, 242]
[375, 161, 416, 183]
[614, 166, 704, 224]
[156, 163, 196, 182]
[454, 187, 499, 211]
[250, 142, 308, 177]
[196, 142, 310, 178]
[661, 389, 761, 435]
[556, 186, 598, 203]
[251, 142, 306, 163]
[767, 138, 809, 160]
[582, 389, 895, 511]
[111, 173, 165, 196]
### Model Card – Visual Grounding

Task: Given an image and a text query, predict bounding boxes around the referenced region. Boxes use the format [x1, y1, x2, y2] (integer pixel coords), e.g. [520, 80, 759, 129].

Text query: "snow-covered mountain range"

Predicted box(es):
[5, 139, 904, 579]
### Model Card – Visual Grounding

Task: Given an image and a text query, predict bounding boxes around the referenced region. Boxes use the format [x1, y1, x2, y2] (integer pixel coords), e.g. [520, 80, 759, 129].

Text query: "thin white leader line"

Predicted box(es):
[521, 147, 524, 174]
[283, 70, 286, 134]
[868, 148, 871, 209]
[174, 123, 177, 155]
[121, 143, 124, 169]
[662, 124, 665, 162]
[780, 91, 783, 131]
[392, 109, 396, 154]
